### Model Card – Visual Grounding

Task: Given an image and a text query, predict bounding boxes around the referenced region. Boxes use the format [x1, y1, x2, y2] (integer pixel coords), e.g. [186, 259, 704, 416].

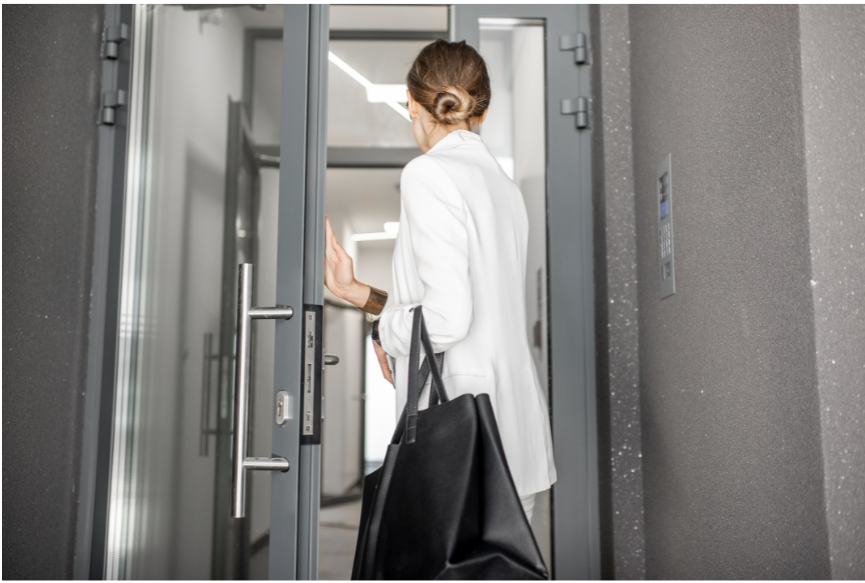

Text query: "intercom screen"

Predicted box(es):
[659, 172, 670, 219]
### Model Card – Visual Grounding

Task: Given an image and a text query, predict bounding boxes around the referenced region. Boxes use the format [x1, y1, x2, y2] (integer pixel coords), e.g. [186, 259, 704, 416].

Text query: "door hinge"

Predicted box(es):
[561, 97, 589, 129]
[102, 23, 129, 60]
[560, 33, 587, 65]
[101, 90, 126, 125]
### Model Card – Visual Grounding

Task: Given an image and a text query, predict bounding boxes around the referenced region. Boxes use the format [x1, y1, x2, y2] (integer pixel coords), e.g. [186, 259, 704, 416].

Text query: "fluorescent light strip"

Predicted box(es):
[351, 232, 398, 242]
[328, 52, 411, 122]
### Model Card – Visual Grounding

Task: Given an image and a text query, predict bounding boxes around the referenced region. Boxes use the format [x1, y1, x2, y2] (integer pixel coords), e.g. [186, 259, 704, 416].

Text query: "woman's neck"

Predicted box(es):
[421, 124, 470, 153]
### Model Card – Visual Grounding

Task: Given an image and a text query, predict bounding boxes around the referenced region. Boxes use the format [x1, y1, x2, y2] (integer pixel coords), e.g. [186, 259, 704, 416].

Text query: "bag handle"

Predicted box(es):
[390, 353, 444, 445]
[404, 306, 448, 444]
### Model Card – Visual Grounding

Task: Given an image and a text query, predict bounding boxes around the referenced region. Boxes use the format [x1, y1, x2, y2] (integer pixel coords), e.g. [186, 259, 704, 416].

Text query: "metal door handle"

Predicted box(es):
[232, 263, 293, 518]
[324, 354, 339, 366]
[199, 333, 219, 456]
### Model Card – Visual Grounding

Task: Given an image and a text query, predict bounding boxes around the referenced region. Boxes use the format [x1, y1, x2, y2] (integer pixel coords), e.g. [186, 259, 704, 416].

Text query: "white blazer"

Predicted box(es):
[378, 129, 557, 497]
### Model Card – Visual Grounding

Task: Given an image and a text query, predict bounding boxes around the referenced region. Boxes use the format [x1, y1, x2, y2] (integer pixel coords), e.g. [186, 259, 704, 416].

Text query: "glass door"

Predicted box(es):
[104, 5, 328, 579]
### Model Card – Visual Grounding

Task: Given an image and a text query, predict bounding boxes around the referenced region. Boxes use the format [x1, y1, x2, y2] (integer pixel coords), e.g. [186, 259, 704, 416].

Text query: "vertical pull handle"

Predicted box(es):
[199, 333, 216, 456]
[231, 263, 293, 518]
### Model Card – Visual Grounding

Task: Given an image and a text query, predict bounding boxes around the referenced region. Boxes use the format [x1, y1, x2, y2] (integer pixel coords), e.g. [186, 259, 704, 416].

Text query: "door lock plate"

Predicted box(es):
[300, 305, 322, 443]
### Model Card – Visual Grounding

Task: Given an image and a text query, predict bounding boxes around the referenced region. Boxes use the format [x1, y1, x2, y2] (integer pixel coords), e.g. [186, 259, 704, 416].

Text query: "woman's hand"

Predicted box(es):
[325, 217, 370, 308]
[326, 217, 392, 383]
[372, 340, 393, 385]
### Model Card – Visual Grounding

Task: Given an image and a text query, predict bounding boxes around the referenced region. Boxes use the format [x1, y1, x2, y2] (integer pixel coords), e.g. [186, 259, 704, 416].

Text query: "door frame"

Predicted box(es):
[75, 4, 594, 580]
[270, 4, 329, 580]
[73, 4, 137, 578]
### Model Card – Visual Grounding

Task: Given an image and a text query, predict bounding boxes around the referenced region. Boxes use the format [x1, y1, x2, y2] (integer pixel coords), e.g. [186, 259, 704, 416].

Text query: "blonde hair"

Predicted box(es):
[406, 39, 491, 126]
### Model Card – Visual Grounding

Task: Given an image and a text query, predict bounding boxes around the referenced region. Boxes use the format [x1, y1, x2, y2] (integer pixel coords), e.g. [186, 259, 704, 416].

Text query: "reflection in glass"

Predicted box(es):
[106, 5, 282, 579]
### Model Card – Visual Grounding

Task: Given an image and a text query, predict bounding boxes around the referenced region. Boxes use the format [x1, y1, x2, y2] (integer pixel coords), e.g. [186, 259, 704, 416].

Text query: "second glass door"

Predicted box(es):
[105, 5, 285, 578]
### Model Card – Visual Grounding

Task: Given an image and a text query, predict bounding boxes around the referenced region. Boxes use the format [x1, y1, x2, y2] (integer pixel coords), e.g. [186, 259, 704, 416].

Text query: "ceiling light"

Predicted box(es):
[351, 222, 400, 242]
[351, 232, 397, 242]
[328, 52, 411, 121]
[366, 84, 409, 104]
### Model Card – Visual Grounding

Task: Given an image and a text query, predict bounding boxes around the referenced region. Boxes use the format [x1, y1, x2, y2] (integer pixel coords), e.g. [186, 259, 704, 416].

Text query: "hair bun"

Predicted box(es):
[432, 85, 476, 126]
[406, 40, 490, 127]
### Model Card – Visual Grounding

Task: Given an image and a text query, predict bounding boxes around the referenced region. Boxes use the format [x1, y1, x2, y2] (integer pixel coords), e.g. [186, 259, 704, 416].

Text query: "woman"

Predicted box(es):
[324, 39, 556, 522]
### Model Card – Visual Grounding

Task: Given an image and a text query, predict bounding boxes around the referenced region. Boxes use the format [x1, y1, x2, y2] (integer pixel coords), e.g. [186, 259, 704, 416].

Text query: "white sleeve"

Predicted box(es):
[378, 156, 473, 358]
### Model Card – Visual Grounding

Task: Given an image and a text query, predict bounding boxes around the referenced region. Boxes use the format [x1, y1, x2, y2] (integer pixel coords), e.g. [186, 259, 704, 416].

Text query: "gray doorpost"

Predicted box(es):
[270, 4, 329, 580]
[452, 5, 599, 580]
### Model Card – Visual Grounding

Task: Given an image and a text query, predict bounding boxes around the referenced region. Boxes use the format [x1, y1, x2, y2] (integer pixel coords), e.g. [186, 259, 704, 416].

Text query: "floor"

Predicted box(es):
[316, 492, 552, 580]
[319, 500, 363, 580]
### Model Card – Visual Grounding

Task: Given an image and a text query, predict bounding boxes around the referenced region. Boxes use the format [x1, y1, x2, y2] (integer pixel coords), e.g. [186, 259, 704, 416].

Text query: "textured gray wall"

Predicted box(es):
[2, 5, 104, 579]
[799, 5, 865, 579]
[590, 4, 646, 579]
[628, 5, 831, 578]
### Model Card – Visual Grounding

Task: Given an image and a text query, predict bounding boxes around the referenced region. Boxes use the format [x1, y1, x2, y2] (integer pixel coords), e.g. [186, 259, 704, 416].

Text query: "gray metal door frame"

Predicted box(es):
[453, 5, 599, 580]
[269, 4, 329, 580]
[73, 5, 134, 579]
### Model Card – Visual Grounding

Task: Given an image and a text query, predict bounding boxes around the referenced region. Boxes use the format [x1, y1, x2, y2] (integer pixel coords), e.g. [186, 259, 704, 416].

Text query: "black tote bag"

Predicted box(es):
[351, 307, 548, 580]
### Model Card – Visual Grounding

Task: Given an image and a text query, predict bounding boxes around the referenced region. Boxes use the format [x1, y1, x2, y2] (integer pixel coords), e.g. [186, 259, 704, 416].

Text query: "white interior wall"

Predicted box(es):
[322, 306, 365, 496]
[323, 169, 401, 481]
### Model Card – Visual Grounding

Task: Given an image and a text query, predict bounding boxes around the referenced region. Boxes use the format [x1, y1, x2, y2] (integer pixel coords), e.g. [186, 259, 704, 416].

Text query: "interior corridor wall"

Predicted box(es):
[627, 5, 830, 578]
[799, 6, 865, 578]
[2, 5, 105, 579]
[589, 5, 646, 579]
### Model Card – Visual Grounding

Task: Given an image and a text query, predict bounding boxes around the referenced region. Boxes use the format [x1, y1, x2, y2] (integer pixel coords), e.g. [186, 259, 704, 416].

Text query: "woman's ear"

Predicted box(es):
[406, 90, 418, 117]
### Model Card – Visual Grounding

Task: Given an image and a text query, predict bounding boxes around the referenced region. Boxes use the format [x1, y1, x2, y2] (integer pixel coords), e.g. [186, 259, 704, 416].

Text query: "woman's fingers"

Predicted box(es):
[373, 340, 393, 385]
[332, 234, 351, 263]
[324, 216, 355, 298]
[325, 222, 355, 290]
[325, 217, 336, 261]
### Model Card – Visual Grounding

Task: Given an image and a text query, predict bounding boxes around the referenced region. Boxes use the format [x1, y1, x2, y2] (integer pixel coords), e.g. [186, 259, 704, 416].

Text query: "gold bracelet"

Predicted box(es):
[361, 286, 388, 316]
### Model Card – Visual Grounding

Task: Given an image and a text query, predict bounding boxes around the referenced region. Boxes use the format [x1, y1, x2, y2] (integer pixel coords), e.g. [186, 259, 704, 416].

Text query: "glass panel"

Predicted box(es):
[107, 5, 283, 579]
[479, 20, 553, 570]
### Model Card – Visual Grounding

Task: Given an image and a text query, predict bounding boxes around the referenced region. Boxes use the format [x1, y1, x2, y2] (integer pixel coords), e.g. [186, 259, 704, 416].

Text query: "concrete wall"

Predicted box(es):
[2, 5, 104, 579]
[799, 6, 865, 579]
[593, 4, 865, 579]
[628, 5, 830, 578]
[590, 5, 646, 579]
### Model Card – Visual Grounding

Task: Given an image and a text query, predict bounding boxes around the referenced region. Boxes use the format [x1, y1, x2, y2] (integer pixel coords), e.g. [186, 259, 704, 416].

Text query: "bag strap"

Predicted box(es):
[404, 306, 448, 444]
[428, 352, 446, 407]
[391, 352, 445, 445]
